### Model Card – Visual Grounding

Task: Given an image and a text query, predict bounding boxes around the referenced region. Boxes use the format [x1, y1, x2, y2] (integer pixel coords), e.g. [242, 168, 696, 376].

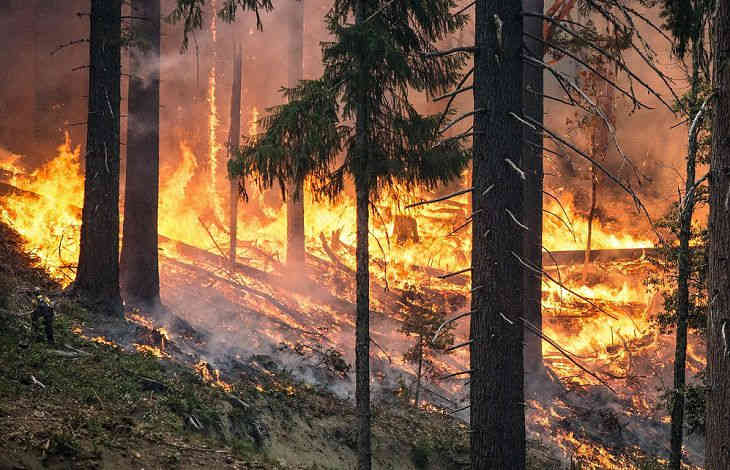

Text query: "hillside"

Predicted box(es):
[0, 222, 579, 470]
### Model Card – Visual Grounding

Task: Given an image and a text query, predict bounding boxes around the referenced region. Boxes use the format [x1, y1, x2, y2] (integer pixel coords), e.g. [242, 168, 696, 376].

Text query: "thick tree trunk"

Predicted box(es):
[286, 0, 305, 269]
[522, 0, 544, 376]
[669, 47, 701, 470]
[470, 1, 526, 469]
[120, 0, 161, 306]
[74, 0, 123, 315]
[706, 2, 730, 467]
[228, 44, 243, 265]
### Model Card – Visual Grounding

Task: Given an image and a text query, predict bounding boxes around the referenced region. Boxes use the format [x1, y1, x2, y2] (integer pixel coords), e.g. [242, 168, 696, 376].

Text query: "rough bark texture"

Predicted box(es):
[286, 0, 306, 269]
[522, 0, 544, 376]
[354, 3, 371, 468]
[120, 0, 161, 306]
[706, 2, 730, 467]
[470, 1, 526, 469]
[355, 177, 371, 470]
[228, 44, 243, 265]
[670, 48, 700, 470]
[74, 0, 123, 315]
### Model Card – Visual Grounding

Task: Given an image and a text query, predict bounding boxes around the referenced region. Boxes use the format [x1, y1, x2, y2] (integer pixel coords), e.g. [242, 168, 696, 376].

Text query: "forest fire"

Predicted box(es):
[0, 130, 706, 468]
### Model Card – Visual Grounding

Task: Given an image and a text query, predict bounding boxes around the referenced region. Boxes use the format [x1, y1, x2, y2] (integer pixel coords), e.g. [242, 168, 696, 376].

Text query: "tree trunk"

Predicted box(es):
[470, 1, 526, 468]
[415, 336, 423, 408]
[354, 2, 371, 468]
[74, 0, 123, 315]
[120, 0, 161, 307]
[669, 45, 701, 470]
[286, 0, 305, 269]
[522, 0, 544, 377]
[583, 73, 612, 282]
[228, 43, 243, 265]
[583, 163, 597, 281]
[355, 175, 371, 470]
[706, 2, 730, 467]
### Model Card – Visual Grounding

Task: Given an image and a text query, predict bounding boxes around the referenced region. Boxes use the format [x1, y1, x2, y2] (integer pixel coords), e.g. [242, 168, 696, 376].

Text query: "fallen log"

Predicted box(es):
[542, 247, 659, 266]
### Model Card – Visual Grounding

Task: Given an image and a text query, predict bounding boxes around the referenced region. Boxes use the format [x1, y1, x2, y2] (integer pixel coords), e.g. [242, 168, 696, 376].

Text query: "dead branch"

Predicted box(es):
[433, 310, 474, 342]
[440, 108, 485, 135]
[406, 187, 473, 209]
[437, 67, 474, 129]
[437, 267, 472, 279]
[520, 316, 616, 393]
[510, 251, 619, 320]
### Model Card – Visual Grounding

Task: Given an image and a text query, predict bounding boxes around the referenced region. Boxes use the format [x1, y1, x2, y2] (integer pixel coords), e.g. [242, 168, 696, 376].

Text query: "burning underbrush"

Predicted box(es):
[0, 136, 707, 468]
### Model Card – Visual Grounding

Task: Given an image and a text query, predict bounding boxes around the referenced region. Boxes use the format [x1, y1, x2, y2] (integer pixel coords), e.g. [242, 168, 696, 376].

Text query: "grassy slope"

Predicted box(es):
[0, 222, 570, 470]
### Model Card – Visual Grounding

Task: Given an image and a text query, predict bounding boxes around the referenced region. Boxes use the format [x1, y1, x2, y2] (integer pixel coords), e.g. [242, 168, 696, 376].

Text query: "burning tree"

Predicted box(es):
[398, 285, 455, 408]
[231, 2, 471, 468]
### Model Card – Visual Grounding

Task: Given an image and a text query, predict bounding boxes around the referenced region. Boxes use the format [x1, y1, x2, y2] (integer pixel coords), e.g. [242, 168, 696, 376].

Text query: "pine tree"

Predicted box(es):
[470, 1, 526, 468]
[707, 0, 730, 467]
[399, 285, 455, 408]
[233, 3, 469, 468]
[286, 0, 305, 270]
[658, 2, 714, 467]
[74, 0, 123, 315]
[120, 0, 162, 307]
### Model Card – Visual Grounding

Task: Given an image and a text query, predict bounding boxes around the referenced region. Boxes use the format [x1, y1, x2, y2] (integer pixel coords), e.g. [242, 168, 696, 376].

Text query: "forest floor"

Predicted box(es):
[0, 221, 576, 470]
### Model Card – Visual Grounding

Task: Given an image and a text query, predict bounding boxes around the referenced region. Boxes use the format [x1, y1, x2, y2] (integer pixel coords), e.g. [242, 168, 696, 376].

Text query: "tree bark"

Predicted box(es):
[522, 0, 544, 377]
[74, 0, 123, 315]
[706, 2, 730, 467]
[228, 44, 243, 265]
[120, 0, 161, 307]
[669, 44, 701, 470]
[470, 1, 526, 468]
[286, 0, 305, 269]
[354, 3, 371, 468]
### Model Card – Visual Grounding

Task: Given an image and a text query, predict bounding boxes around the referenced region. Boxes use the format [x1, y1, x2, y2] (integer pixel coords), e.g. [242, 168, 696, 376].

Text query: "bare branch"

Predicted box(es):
[405, 187, 473, 209]
[437, 267, 472, 279]
[510, 251, 619, 320]
[440, 109, 485, 135]
[433, 310, 474, 342]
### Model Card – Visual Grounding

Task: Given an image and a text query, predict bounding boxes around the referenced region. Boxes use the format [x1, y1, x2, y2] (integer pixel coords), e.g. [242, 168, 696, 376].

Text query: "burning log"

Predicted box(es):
[542, 247, 659, 266]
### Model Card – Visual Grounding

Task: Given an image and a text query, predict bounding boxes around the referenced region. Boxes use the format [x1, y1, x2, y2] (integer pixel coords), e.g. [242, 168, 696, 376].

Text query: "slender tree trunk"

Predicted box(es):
[669, 45, 701, 470]
[522, 0, 544, 376]
[583, 73, 612, 282]
[286, 0, 305, 269]
[228, 44, 243, 265]
[470, 1, 526, 468]
[74, 0, 123, 315]
[583, 164, 597, 280]
[355, 176, 371, 470]
[706, 2, 730, 467]
[414, 336, 423, 408]
[120, 0, 161, 306]
[354, 3, 371, 468]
